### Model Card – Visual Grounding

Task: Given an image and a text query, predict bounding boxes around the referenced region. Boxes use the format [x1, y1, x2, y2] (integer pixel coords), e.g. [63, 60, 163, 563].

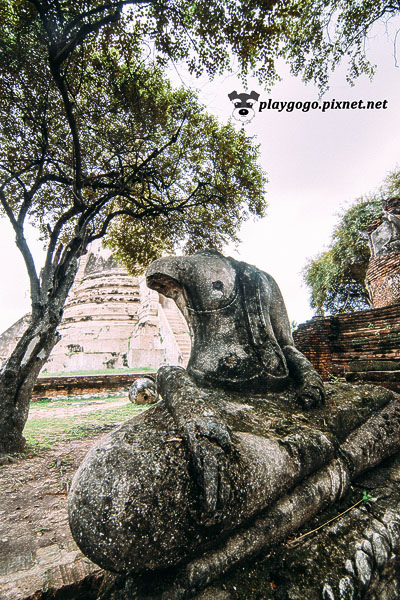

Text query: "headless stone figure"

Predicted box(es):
[368, 209, 400, 256]
[68, 251, 400, 600]
[145, 250, 324, 522]
[146, 249, 324, 405]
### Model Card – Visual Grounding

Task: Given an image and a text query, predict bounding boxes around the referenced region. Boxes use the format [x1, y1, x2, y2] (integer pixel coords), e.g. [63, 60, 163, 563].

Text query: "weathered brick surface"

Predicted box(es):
[366, 251, 400, 308]
[294, 304, 400, 392]
[365, 198, 400, 308]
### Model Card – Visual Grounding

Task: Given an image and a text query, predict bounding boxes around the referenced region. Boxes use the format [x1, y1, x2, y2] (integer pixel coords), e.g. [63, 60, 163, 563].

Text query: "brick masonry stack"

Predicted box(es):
[366, 251, 400, 308]
[293, 317, 338, 381]
[365, 197, 400, 308]
[293, 304, 400, 392]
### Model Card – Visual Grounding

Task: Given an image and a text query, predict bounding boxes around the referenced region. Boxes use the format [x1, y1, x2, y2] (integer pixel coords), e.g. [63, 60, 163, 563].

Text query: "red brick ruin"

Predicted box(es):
[294, 198, 400, 392]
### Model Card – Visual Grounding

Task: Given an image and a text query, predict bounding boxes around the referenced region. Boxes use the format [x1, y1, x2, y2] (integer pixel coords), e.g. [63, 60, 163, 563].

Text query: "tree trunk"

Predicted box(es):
[0, 259, 79, 455]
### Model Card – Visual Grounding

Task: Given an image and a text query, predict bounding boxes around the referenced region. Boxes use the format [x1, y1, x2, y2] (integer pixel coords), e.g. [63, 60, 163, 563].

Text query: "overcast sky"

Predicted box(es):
[1, 20, 400, 333]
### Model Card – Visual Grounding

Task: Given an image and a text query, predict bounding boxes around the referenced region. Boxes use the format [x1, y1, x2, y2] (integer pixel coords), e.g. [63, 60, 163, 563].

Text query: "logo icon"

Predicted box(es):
[228, 90, 260, 123]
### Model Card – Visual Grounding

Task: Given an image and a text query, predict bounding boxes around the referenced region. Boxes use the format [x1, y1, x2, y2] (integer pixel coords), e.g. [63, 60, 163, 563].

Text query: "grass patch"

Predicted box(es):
[38, 367, 155, 377]
[31, 394, 125, 409]
[24, 403, 150, 449]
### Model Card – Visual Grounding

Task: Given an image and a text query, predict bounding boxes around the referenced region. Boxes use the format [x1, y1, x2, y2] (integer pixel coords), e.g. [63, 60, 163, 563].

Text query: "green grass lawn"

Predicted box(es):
[24, 396, 150, 452]
[31, 394, 125, 409]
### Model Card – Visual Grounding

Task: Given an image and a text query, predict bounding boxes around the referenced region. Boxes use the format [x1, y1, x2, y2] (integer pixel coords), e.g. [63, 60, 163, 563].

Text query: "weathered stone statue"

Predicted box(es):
[147, 250, 324, 407]
[128, 376, 157, 405]
[369, 209, 400, 256]
[68, 251, 400, 600]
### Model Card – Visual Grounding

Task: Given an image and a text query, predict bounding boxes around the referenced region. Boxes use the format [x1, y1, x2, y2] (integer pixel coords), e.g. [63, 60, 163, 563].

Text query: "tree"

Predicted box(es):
[104, 120, 265, 272]
[262, 0, 400, 91]
[303, 169, 400, 315]
[0, 1, 268, 455]
[134, 0, 400, 91]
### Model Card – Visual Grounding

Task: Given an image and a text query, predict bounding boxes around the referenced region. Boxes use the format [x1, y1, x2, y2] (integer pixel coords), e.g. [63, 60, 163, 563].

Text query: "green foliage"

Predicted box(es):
[264, 0, 399, 91]
[362, 490, 375, 505]
[23, 400, 147, 447]
[105, 118, 266, 273]
[303, 169, 400, 315]
[303, 198, 381, 315]
[31, 394, 124, 409]
[39, 367, 154, 377]
[0, 0, 267, 319]
[134, 0, 400, 90]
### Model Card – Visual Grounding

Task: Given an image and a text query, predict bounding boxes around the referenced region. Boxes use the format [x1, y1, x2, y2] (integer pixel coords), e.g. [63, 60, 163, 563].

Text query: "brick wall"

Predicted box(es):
[293, 304, 400, 392]
[366, 251, 400, 308]
[294, 198, 400, 391]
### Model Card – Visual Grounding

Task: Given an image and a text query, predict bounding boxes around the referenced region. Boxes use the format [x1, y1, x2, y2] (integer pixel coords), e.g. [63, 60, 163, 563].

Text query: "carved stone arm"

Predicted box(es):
[157, 365, 233, 524]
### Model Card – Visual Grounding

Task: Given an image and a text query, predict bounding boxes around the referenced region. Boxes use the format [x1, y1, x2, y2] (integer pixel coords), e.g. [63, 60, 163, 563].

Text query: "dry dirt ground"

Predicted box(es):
[0, 398, 139, 600]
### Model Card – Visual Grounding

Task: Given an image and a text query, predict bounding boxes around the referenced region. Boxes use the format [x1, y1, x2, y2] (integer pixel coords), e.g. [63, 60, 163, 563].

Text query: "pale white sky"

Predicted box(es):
[1, 20, 400, 332]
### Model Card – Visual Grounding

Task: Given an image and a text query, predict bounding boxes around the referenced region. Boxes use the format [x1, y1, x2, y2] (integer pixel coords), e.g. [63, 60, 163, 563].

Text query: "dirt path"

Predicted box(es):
[0, 396, 148, 599]
[0, 435, 106, 600]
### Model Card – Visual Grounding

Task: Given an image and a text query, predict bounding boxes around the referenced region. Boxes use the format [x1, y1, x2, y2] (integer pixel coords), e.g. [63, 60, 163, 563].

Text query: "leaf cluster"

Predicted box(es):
[303, 167, 400, 315]
[303, 197, 382, 315]
[8, 0, 393, 95]
[270, 0, 398, 91]
[135, 0, 400, 91]
[105, 118, 266, 274]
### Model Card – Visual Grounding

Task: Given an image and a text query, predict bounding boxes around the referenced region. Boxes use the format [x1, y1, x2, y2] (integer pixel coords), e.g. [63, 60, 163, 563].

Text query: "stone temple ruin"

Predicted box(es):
[0, 241, 190, 373]
[294, 198, 400, 392]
